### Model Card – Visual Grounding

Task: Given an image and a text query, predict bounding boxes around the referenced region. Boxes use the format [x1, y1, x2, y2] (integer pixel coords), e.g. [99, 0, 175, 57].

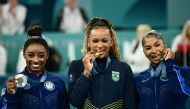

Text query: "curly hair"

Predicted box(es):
[82, 17, 121, 60]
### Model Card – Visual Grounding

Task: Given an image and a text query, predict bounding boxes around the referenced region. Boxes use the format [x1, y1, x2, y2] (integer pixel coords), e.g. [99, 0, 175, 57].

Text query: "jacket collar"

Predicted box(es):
[21, 67, 47, 82]
[141, 68, 152, 83]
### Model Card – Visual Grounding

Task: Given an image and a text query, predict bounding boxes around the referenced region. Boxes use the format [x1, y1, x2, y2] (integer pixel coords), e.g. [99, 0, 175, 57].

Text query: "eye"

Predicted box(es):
[38, 54, 45, 58]
[145, 47, 151, 50]
[27, 54, 34, 58]
[102, 38, 109, 43]
[155, 43, 160, 47]
[92, 39, 99, 43]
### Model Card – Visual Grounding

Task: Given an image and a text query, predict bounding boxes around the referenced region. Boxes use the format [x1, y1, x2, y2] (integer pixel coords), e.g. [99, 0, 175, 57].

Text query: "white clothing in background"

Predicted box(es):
[171, 34, 182, 52]
[0, 3, 27, 35]
[60, 6, 86, 33]
[0, 44, 7, 75]
[123, 40, 150, 74]
[67, 41, 76, 62]
[16, 50, 26, 73]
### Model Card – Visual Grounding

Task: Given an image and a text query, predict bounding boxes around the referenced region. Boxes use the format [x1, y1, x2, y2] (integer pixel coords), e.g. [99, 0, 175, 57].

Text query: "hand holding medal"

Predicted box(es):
[89, 50, 100, 63]
[6, 74, 27, 94]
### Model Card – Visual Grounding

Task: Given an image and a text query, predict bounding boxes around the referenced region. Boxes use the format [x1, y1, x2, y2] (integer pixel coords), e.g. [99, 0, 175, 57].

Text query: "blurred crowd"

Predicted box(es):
[0, 0, 190, 76]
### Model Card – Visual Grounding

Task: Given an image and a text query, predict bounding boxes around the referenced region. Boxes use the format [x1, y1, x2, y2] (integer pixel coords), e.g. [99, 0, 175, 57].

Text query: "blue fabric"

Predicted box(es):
[1, 98, 7, 109]
[68, 57, 138, 109]
[21, 70, 47, 90]
[1, 69, 70, 109]
[91, 56, 111, 76]
[173, 65, 190, 96]
[135, 59, 190, 109]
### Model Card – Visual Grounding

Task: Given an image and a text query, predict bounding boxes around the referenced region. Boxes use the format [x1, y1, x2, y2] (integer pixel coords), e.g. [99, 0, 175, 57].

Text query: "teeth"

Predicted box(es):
[32, 65, 40, 67]
[151, 54, 157, 58]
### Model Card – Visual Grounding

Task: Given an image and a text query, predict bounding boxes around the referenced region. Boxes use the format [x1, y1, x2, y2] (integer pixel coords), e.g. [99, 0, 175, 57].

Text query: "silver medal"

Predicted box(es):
[15, 74, 27, 88]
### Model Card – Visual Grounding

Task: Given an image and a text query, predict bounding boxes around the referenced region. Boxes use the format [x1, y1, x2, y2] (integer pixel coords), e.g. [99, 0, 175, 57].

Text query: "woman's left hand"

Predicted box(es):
[163, 48, 175, 61]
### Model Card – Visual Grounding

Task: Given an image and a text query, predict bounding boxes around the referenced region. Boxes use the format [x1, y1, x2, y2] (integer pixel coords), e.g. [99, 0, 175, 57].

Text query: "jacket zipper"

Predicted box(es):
[40, 88, 43, 109]
[99, 75, 103, 106]
[155, 80, 158, 109]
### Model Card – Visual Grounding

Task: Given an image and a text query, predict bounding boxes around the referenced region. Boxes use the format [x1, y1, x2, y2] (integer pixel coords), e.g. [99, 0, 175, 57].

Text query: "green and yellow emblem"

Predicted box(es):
[112, 71, 120, 82]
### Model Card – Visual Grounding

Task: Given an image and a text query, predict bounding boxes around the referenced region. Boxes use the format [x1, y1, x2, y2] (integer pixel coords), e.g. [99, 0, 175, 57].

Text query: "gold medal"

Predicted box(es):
[89, 50, 100, 58]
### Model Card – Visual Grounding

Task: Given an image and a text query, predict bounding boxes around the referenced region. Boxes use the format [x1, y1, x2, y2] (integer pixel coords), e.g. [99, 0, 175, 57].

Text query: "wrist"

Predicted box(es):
[7, 88, 16, 95]
[83, 70, 91, 78]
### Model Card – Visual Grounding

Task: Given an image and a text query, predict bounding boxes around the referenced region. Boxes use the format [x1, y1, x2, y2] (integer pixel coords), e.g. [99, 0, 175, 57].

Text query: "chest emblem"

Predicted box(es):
[44, 81, 55, 91]
[112, 71, 120, 82]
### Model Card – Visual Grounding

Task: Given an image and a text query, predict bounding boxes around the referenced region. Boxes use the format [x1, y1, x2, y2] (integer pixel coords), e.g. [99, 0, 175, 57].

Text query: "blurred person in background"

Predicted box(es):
[0, 41, 7, 76]
[0, 0, 27, 35]
[171, 20, 190, 52]
[171, 20, 190, 67]
[55, 0, 88, 33]
[123, 24, 151, 74]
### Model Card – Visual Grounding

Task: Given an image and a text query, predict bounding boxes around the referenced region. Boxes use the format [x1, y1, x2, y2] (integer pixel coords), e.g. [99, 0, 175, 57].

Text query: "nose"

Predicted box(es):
[33, 56, 39, 63]
[96, 42, 103, 48]
[151, 47, 157, 53]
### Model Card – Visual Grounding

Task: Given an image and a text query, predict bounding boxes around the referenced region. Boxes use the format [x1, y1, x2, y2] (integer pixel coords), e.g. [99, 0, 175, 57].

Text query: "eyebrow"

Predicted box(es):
[92, 37, 110, 40]
[144, 40, 161, 47]
[27, 52, 46, 54]
[154, 40, 160, 44]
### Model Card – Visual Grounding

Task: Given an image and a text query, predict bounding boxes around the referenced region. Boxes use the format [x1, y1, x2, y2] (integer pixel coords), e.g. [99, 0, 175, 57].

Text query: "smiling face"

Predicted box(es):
[23, 43, 48, 74]
[88, 27, 113, 59]
[143, 35, 166, 66]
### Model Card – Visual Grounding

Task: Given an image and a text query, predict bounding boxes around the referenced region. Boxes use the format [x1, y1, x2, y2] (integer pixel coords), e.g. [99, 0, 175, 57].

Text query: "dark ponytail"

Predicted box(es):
[27, 25, 43, 37]
[23, 25, 49, 53]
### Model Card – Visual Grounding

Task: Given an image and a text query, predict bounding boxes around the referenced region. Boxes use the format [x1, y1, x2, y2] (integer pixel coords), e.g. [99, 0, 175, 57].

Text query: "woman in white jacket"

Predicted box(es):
[171, 20, 190, 67]
[0, 0, 27, 35]
[123, 24, 151, 74]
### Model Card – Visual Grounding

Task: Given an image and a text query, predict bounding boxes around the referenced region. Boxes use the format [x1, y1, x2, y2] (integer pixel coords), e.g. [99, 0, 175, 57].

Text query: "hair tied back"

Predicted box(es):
[27, 25, 43, 39]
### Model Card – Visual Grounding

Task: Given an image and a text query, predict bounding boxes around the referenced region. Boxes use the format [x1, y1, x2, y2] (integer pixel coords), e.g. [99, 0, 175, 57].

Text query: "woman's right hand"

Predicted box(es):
[6, 77, 16, 94]
[82, 53, 95, 78]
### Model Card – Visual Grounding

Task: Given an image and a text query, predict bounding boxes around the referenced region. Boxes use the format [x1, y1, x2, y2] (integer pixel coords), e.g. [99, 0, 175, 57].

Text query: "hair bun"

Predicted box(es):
[27, 25, 43, 38]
